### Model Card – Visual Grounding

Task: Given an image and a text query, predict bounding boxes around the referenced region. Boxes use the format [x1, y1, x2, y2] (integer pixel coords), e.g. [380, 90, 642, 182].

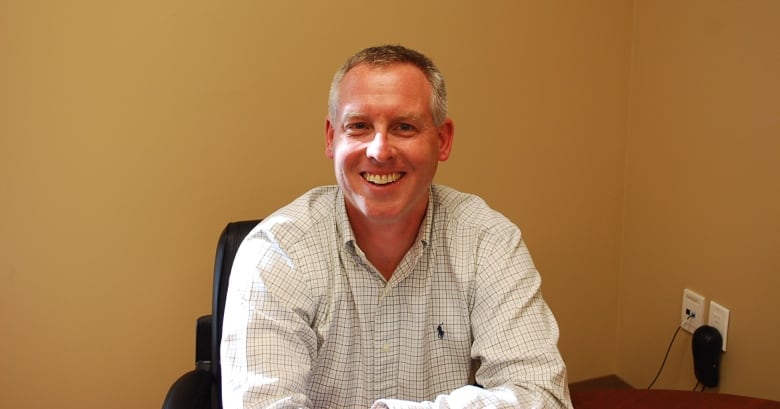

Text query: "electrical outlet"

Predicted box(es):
[708, 300, 730, 352]
[681, 289, 705, 333]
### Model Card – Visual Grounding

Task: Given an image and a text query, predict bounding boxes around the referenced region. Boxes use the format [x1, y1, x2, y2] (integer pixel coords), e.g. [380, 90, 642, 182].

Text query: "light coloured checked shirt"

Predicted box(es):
[221, 185, 572, 409]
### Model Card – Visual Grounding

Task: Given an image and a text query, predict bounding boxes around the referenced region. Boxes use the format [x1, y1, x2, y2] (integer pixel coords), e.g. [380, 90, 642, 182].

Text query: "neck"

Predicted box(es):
[348, 209, 425, 281]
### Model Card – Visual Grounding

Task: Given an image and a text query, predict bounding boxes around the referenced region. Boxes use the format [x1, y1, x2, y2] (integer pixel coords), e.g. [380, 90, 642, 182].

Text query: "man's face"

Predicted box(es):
[325, 63, 454, 226]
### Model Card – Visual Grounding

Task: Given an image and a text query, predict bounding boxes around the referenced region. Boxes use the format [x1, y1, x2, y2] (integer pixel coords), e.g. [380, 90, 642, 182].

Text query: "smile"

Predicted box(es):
[362, 172, 403, 185]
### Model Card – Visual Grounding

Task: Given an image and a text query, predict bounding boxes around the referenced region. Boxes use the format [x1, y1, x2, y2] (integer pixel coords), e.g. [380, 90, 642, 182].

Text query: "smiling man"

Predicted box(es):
[325, 59, 453, 281]
[221, 45, 572, 408]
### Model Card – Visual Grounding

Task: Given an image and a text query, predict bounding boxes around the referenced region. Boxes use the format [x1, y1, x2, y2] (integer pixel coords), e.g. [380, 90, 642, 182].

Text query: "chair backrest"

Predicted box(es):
[210, 220, 262, 391]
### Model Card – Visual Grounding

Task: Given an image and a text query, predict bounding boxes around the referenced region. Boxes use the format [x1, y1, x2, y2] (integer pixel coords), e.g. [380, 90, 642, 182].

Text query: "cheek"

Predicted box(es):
[332, 141, 363, 163]
[409, 143, 441, 167]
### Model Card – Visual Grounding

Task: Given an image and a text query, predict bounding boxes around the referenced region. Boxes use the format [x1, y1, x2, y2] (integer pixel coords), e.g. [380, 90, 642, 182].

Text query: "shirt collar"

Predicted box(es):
[335, 191, 356, 248]
[335, 187, 434, 250]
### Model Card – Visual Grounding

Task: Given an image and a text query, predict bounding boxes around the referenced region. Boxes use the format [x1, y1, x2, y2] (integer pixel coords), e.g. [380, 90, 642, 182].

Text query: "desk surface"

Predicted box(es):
[571, 389, 780, 409]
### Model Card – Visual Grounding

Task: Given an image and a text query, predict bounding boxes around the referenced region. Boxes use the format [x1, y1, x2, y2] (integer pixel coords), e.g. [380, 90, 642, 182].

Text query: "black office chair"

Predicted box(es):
[163, 219, 262, 409]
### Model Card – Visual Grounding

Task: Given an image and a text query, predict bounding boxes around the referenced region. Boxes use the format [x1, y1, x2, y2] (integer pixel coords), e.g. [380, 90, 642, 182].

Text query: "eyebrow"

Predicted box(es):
[341, 112, 423, 123]
[341, 112, 368, 122]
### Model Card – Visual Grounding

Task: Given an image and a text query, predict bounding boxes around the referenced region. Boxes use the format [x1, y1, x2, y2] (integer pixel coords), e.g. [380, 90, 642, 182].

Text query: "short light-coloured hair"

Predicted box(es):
[328, 45, 448, 126]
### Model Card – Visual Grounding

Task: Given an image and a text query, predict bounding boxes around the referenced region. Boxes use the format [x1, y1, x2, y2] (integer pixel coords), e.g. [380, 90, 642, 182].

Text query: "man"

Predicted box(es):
[221, 45, 572, 408]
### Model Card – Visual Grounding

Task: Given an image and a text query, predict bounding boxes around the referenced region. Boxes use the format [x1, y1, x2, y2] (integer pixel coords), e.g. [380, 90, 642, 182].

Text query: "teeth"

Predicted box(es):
[364, 172, 402, 185]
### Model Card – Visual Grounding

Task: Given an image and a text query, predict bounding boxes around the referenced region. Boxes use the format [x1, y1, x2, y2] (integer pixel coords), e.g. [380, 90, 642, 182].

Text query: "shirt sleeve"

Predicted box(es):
[471, 224, 572, 407]
[220, 229, 318, 409]
[370, 385, 526, 408]
[370, 224, 572, 409]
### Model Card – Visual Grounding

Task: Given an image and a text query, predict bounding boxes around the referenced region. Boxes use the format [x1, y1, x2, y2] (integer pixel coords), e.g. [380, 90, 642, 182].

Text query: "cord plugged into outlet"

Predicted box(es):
[681, 289, 705, 334]
[650, 289, 731, 391]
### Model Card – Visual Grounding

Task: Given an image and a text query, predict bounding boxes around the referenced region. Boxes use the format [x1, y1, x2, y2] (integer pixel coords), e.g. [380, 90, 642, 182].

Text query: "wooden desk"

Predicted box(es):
[572, 389, 780, 409]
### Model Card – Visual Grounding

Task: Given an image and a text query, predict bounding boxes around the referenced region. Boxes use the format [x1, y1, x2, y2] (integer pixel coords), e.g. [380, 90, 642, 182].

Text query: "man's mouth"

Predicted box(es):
[362, 172, 403, 185]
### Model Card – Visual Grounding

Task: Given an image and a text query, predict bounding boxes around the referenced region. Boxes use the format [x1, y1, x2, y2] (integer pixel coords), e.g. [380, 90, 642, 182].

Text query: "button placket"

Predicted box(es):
[373, 283, 398, 397]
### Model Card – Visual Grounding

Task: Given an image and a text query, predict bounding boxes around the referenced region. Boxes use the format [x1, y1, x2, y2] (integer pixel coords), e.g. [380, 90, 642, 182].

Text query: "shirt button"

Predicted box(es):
[382, 344, 391, 353]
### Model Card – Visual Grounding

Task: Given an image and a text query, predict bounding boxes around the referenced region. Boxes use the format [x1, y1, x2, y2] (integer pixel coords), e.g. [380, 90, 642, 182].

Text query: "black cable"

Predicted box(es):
[693, 381, 701, 391]
[647, 316, 694, 390]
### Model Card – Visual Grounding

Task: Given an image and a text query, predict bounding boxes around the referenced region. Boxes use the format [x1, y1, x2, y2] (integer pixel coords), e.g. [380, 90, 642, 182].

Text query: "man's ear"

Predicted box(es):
[437, 118, 454, 161]
[325, 117, 335, 159]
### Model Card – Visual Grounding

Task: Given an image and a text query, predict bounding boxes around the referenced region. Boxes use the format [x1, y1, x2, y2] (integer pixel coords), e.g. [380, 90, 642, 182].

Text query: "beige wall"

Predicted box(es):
[0, 1, 776, 408]
[616, 0, 780, 401]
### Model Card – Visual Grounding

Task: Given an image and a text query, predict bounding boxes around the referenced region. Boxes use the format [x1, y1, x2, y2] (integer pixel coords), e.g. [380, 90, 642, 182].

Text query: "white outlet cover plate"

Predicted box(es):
[708, 300, 730, 351]
[681, 288, 705, 333]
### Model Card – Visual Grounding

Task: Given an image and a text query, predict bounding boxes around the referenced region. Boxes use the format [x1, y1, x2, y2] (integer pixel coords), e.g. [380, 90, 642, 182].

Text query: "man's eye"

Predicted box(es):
[393, 123, 417, 135]
[345, 122, 369, 133]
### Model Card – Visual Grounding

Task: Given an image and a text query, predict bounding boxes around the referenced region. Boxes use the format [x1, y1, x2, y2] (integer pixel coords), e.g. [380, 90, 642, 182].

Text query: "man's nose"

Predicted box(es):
[366, 131, 394, 161]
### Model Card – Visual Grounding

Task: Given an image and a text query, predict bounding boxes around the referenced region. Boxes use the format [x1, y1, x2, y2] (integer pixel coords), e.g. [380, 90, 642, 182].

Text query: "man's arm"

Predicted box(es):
[469, 227, 571, 408]
[220, 231, 317, 409]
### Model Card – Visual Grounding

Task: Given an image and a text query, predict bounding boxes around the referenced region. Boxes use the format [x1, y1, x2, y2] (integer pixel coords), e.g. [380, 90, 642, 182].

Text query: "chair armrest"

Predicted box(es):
[162, 369, 212, 409]
[196, 315, 212, 369]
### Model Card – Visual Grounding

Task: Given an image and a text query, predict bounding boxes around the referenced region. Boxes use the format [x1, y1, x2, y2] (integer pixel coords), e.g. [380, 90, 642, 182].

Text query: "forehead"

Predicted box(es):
[337, 63, 433, 117]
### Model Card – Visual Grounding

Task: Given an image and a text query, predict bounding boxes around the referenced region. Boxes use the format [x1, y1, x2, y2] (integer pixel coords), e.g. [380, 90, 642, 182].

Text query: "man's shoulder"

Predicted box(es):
[432, 185, 511, 223]
[256, 185, 339, 242]
[431, 184, 521, 239]
[432, 184, 484, 208]
[283, 185, 340, 216]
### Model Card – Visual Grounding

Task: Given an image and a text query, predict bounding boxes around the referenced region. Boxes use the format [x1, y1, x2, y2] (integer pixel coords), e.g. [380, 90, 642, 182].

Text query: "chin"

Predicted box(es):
[352, 202, 406, 222]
